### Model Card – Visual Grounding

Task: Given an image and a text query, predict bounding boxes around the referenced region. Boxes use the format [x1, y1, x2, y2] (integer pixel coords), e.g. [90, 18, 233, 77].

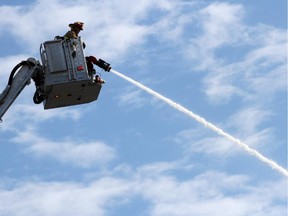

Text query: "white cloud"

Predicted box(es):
[174, 127, 237, 157]
[0, 0, 177, 59]
[135, 160, 193, 179]
[174, 106, 276, 157]
[204, 27, 286, 105]
[0, 170, 286, 216]
[0, 2, 95, 52]
[138, 171, 286, 216]
[0, 178, 133, 216]
[12, 128, 116, 168]
[198, 2, 245, 49]
[117, 87, 148, 109]
[226, 107, 273, 134]
[184, 2, 245, 70]
[0, 103, 82, 132]
[175, 2, 287, 106]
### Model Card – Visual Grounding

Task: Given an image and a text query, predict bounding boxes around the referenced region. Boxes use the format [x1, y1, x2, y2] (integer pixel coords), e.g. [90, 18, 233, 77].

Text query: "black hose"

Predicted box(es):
[7, 61, 29, 86]
[33, 91, 44, 104]
[0, 61, 30, 104]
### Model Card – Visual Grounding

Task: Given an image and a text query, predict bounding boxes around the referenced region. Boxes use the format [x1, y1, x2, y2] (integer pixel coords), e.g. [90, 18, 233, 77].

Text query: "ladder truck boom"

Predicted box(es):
[0, 58, 41, 122]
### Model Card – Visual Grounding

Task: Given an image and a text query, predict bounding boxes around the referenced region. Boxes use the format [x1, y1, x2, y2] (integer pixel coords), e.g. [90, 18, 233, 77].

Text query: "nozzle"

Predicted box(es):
[98, 59, 111, 72]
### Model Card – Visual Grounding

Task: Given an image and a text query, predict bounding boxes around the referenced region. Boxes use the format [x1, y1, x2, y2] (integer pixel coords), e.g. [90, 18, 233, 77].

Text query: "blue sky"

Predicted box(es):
[0, 0, 287, 215]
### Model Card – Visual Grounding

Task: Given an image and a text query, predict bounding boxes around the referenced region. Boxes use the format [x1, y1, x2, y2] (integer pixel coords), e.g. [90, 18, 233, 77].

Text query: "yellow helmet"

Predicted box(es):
[69, 22, 84, 30]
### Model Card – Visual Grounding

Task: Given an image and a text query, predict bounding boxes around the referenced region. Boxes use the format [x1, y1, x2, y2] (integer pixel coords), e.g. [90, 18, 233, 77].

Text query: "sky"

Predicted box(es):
[0, 0, 287, 215]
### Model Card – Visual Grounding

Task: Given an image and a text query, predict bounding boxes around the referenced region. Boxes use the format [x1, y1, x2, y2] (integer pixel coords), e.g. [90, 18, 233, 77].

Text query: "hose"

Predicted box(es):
[7, 61, 29, 86]
[0, 61, 29, 105]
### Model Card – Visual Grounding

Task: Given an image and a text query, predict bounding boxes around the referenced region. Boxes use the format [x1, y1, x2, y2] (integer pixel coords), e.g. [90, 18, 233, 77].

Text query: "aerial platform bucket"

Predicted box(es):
[40, 38, 102, 109]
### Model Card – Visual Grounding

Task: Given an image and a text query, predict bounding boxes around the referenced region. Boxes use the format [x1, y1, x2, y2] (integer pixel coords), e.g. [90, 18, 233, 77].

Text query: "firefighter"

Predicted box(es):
[63, 22, 84, 58]
[64, 22, 107, 84]
[64, 22, 84, 39]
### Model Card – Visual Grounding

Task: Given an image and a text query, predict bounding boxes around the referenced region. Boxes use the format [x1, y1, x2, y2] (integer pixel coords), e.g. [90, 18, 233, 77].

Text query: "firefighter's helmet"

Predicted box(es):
[69, 22, 84, 30]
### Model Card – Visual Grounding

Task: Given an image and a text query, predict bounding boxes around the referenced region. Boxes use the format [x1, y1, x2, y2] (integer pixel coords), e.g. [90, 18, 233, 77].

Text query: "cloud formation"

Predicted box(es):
[0, 170, 286, 216]
[12, 127, 116, 167]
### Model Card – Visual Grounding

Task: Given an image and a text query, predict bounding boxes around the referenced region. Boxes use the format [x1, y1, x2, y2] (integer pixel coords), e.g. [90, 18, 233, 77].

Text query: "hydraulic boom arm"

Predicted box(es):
[0, 58, 41, 122]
